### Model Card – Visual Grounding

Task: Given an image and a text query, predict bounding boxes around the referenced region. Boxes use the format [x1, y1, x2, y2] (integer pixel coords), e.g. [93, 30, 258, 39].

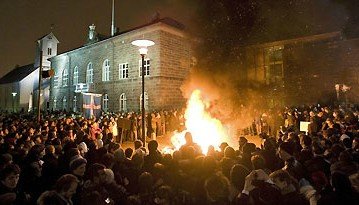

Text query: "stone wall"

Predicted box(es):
[50, 22, 192, 112]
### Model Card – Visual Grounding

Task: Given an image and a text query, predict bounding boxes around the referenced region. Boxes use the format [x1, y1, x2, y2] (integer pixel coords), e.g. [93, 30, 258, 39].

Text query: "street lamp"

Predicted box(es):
[11, 92, 17, 112]
[131, 39, 155, 147]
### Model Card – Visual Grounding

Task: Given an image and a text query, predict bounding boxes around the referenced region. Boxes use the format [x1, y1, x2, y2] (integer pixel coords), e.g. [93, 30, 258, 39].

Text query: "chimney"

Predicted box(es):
[87, 24, 98, 44]
[111, 0, 116, 36]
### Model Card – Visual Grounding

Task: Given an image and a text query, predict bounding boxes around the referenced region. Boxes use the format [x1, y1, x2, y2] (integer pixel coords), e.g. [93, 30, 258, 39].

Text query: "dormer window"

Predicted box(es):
[48, 48, 52, 55]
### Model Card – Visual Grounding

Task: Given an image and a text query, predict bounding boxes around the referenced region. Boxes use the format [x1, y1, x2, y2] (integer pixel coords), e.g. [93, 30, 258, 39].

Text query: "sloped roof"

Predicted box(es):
[37, 32, 59, 43]
[0, 64, 36, 84]
[116, 17, 185, 35]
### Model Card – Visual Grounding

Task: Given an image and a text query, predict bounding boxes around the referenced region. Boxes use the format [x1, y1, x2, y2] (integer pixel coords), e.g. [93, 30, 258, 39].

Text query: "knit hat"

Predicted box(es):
[340, 134, 350, 141]
[78, 142, 88, 153]
[69, 156, 87, 171]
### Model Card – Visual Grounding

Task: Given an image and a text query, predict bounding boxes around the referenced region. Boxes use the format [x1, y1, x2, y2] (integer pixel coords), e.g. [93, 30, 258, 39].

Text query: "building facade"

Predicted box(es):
[242, 32, 359, 107]
[0, 33, 59, 112]
[49, 18, 193, 113]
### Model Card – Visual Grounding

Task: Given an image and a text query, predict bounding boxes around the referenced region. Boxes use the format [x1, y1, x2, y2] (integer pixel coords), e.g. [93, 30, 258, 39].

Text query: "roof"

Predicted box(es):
[53, 17, 185, 57]
[37, 32, 59, 43]
[0, 64, 36, 84]
[246, 31, 342, 49]
[116, 17, 185, 35]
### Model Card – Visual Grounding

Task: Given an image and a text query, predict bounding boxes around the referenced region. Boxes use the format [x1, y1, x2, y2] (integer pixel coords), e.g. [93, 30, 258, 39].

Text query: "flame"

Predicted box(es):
[169, 89, 229, 154]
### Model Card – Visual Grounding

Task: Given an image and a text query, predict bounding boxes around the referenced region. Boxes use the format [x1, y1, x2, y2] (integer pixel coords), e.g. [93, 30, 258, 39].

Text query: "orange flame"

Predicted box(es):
[170, 89, 230, 154]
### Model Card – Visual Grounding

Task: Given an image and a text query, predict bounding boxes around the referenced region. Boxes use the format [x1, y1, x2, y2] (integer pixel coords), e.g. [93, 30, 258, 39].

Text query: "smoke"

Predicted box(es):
[177, 0, 350, 136]
[180, 64, 269, 139]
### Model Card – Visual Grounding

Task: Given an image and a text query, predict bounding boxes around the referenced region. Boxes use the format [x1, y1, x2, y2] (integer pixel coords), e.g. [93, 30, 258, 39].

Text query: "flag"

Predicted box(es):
[83, 93, 102, 119]
[42, 69, 55, 78]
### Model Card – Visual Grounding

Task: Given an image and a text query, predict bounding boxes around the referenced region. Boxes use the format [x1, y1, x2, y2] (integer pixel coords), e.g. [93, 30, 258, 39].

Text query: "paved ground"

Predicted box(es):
[121, 133, 262, 153]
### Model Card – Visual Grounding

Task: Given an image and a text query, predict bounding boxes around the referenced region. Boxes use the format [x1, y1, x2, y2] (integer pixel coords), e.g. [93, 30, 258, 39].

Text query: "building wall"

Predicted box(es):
[50, 22, 192, 112]
[19, 69, 39, 111]
[244, 34, 359, 106]
[0, 83, 18, 111]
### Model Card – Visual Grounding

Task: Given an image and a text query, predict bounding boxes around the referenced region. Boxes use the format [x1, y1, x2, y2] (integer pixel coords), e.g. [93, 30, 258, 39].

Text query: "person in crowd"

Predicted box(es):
[69, 156, 87, 205]
[179, 132, 202, 155]
[318, 171, 359, 205]
[236, 169, 283, 205]
[54, 174, 79, 205]
[0, 104, 358, 205]
[144, 140, 163, 171]
[0, 163, 29, 204]
[278, 141, 307, 181]
[269, 169, 310, 205]
[20, 144, 46, 203]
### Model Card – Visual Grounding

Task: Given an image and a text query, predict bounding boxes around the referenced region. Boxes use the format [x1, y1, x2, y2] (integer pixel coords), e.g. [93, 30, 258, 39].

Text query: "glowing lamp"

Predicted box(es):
[131, 39, 155, 147]
[131, 40, 155, 55]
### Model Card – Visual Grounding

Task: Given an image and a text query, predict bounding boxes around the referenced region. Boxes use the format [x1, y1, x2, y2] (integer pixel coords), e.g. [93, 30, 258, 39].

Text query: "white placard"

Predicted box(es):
[300, 121, 311, 133]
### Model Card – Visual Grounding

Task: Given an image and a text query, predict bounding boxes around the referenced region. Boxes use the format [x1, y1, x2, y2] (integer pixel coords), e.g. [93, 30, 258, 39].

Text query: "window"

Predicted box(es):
[102, 59, 110, 81]
[73, 96, 77, 112]
[264, 46, 283, 84]
[48, 48, 52, 55]
[140, 92, 149, 111]
[62, 69, 69, 87]
[73, 66, 79, 85]
[86, 62, 94, 84]
[103, 94, 109, 112]
[53, 74, 59, 88]
[62, 97, 67, 110]
[119, 63, 129, 79]
[119, 93, 127, 111]
[139, 58, 151, 77]
[53, 99, 57, 110]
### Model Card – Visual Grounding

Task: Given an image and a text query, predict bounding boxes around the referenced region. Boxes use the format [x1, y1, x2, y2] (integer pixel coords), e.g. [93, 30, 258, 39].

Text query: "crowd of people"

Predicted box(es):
[0, 104, 358, 205]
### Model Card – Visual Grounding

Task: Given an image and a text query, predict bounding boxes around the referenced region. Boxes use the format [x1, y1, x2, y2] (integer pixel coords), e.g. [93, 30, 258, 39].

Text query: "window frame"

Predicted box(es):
[86, 62, 94, 84]
[73, 66, 79, 85]
[119, 93, 127, 111]
[119, 63, 129, 79]
[138, 58, 151, 77]
[103, 94, 109, 112]
[102, 59, 110, 82]
[62, 69, 69, 87]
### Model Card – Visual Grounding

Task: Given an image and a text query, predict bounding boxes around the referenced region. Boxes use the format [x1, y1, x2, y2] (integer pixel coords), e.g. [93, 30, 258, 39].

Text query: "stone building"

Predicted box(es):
[49, 18, 193, 113]
[242, 31, 359, 107]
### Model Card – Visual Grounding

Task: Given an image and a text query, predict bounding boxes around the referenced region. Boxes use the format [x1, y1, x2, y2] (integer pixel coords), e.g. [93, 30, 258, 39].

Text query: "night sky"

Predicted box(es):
[0, 0, 356, 78]
[0, 0, 195, 77]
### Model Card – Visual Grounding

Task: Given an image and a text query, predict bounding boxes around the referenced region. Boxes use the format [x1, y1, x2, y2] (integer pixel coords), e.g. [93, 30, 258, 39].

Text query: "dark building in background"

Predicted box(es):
[242, 31, 359, 107]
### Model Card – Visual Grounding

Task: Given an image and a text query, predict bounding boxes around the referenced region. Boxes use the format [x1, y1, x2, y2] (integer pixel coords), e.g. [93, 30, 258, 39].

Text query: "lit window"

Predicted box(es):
[140, 92, 149, 111]
[73, 66, 79, 85]
[119, 63, 129, 79]
[53, 74, 59, 88]
[139, 58, 151, 77]
[73, 96, 77, 112]
[62, 69, 69, 87]
[62, 97, 67, 110]
[86, 62, 93, 84]
[48, 48, 52, 55]
[103, 94, 109, 112]
[120, 93, 127, 111]
[264, 46, 283, 84]
[102, 59, 110, 81]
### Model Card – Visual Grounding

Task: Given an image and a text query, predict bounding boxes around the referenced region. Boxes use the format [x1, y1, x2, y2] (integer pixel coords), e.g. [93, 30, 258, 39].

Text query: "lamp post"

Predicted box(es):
[11, 92, 17, 112]
[131, 39, 155, 147]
